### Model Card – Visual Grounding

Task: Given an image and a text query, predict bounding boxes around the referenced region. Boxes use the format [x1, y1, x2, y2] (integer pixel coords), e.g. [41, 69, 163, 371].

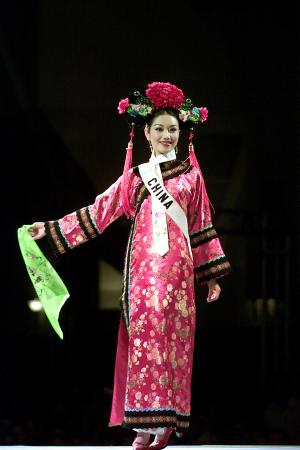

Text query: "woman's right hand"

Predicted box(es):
[28, 222, 46, 240]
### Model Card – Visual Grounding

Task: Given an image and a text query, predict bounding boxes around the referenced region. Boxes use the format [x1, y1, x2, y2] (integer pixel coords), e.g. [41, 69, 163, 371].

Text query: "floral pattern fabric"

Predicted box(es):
[45, 158, 231, 433]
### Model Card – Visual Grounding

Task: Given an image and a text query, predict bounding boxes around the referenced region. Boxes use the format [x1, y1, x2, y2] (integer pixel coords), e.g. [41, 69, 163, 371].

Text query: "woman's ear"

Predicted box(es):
[144, 124, 150, 141]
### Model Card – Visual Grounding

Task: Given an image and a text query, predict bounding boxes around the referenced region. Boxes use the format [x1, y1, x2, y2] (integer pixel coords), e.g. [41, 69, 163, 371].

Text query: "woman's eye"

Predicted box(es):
[154, 127, 163, 132]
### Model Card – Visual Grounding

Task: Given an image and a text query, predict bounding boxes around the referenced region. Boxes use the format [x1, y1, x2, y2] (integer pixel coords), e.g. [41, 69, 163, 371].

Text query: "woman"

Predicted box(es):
[29, 82, 231, 449]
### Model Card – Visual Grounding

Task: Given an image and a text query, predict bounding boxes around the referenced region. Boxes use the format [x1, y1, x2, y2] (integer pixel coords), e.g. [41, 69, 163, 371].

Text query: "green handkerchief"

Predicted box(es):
[17, 225, 69, 339]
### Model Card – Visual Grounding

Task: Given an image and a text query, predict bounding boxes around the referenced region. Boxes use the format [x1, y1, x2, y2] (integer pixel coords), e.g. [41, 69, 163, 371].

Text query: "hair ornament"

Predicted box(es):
[117, 81, 208, 128]
[118, 81, 210, 219]
[145, 82, 184, 110]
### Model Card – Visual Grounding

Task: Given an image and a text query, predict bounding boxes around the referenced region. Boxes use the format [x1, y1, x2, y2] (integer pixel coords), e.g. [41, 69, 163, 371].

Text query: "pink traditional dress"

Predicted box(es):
[44, 155, 231, 435]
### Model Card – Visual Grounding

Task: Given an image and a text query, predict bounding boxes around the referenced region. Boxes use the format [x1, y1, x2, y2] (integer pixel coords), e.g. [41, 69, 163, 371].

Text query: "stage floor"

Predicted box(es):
[1, 446, 299, 449]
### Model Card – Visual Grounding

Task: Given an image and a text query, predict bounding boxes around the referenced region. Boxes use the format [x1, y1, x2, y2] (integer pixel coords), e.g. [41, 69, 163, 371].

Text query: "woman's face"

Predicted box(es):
[145, 114, 180, 156]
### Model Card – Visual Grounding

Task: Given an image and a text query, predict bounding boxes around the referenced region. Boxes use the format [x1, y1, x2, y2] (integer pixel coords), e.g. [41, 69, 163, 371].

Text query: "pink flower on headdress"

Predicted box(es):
[146, 82, 185, 110]
[199, 107, 208, 122]
[118, 97, 129, 114]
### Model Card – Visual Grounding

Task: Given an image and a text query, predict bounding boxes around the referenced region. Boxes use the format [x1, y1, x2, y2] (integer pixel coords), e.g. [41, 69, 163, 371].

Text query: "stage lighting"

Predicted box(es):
[28, 298, 43, 312]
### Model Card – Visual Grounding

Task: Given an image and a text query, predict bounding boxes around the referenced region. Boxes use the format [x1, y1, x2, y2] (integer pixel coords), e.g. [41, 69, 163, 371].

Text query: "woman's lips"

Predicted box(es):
[160, 142, 172, 147]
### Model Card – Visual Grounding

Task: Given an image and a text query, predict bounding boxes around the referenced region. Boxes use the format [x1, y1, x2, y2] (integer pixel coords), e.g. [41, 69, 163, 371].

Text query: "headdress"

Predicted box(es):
[118, 82, 208, 128]
[117, 81, 209, 218]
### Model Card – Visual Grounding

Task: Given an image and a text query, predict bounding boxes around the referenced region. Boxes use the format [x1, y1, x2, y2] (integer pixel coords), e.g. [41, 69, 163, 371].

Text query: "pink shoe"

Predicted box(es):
[149, 428, 173, 450]
[132, 435, 150, 450]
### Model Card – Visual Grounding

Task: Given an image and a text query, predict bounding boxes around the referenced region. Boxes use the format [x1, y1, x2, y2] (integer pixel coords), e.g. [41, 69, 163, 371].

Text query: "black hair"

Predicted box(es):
[146, 108, 180, 128]
[146, 108, 193, 131]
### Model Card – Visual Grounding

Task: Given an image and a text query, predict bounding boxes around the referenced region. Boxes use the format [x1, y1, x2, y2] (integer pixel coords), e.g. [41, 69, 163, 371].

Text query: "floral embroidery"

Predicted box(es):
[179, 105, 208, 124]
[25, 252, 54, 297]
[45, 161, 231, 434]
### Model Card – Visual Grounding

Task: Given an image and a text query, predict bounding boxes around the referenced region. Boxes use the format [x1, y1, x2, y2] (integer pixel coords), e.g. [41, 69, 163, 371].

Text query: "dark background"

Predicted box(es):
[0, 1, 299, 445]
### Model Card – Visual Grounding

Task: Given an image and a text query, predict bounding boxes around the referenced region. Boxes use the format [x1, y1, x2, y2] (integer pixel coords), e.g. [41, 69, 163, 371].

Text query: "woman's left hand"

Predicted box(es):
[207, 279, 221, 302]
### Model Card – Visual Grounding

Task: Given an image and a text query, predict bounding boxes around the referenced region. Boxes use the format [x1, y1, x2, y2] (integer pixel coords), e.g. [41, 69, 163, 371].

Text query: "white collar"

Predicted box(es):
[149, 149, 176, 166]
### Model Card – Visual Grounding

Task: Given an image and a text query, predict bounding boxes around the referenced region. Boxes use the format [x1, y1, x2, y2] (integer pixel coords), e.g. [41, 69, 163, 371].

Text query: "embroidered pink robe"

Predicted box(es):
[45, 158, 231, 433]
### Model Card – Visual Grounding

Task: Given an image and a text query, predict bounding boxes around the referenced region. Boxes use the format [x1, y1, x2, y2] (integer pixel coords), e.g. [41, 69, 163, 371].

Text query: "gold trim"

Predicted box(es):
[48, 221, 66, 254]
[79, 208, 98, 239]
[124, 415, 189, 428]
[191, 227, 218, 246]
[198, 261, 231, 279]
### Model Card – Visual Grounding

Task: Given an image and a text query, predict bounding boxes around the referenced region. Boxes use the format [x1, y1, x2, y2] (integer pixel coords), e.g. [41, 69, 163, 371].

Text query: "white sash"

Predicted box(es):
[139, 161, 193, 259]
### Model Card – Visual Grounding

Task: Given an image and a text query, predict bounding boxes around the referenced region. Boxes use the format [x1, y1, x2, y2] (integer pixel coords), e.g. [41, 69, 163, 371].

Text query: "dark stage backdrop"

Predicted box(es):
[0, 1, 299, 446]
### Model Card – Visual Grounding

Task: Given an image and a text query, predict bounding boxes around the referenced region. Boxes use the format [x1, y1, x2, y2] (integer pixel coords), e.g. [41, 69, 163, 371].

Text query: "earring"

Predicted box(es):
[148, 140, 154, 153]
[175, 146, 178, 155]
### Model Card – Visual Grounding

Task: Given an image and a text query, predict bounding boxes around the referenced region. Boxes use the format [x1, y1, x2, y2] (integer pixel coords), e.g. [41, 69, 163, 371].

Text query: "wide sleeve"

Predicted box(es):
[45, 172, 136, 255]
[187, 169, 231, 285]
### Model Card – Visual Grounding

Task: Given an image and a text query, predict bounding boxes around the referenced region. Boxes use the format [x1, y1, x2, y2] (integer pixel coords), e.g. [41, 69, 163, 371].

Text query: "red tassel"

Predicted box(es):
[189, 128, 215, 215]
[121, 124, 135, 218]
[189, 128, 201, 171]
[189, 148, 201, 173]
